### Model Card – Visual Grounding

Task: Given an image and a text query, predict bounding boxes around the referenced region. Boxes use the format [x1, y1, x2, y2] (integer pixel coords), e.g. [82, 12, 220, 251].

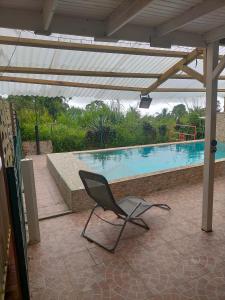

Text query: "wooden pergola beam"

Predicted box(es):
[0, 65, 214, 79]
[142, 48, 203, 94]
[0, 66, 178, 78]
[155, 0, 225, 38]
[213, 54, 225, 80]
[180, 65, 204, 84]
[155, 88, 225, 92]
[0, 35, 191, 58]
[1, 65, 225, 81]
[106, 0, 153, 36]
[42, 0, 58, 32]
[0, 76, 143, 92]
[1, 75, 225, 93]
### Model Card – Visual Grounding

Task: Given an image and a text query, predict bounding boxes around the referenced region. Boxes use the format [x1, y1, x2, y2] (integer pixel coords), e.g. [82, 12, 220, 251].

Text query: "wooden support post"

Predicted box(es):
[203, 48, 207, 87]
[202, 42, 219, 232]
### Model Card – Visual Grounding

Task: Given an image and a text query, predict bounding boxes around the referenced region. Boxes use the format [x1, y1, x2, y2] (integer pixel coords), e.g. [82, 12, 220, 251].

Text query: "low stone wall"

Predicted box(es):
[47, 152, 94, 211]
[22, 140, 53, 155]
[111, 160, 225, 198]
[47, 150, 225, 212]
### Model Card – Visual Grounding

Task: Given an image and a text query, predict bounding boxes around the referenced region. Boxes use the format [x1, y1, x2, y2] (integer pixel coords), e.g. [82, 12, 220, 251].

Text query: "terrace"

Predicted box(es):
[1, 1, 225, 300]
[29, 165, 225, 299]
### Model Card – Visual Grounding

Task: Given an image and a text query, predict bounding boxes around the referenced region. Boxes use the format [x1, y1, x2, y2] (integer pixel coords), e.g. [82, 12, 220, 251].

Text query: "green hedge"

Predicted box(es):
[21, 123, 86, 152]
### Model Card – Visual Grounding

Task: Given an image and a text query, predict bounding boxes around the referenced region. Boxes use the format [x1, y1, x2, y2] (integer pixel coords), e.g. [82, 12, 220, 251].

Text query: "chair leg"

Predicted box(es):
[81, 204, 98, 237]
[153, 204, 171, 210]
[118, 215, 149, 230]
[130, 217, 150, 230]
[81, 206, 128, 253]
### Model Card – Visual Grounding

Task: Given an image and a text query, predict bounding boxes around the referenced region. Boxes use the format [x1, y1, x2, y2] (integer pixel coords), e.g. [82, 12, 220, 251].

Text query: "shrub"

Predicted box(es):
[51, 126, 86, 152]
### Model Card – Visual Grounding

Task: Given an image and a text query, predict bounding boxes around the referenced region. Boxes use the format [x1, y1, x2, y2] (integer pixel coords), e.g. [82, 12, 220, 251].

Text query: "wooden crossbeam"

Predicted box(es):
[0, 66, 174, 78]
[0, 35, 191, 58]
[106, 0, 153, 36]
[0, 76, 143, 92]
[203, 49, 207, 87]
[1, 75, 225, 93]
[42, 0, 58, 31]
[0, 65, 215, 79]
[155, 0, 225, 38]
[205, 23, 225, 43]
[141, 48, 203, 94]
[2, 65, 225, 82]
[213, 54, 225, 80]
[180, 65, 204, 84]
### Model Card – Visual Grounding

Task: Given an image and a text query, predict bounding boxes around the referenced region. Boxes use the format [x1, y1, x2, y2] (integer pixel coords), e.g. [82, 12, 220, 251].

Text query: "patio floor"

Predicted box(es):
[28, 176, 225, 300]
[32, 155, 71, 219]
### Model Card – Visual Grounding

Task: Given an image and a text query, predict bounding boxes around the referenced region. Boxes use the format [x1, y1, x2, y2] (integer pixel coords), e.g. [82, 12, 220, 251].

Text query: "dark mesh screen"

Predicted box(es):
[79, 170, 125, 215]
[84, 178, 116, 211]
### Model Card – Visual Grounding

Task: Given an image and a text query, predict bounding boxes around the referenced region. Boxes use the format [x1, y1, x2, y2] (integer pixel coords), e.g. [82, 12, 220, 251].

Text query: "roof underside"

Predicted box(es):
[0, 28, 225, 100]
[1, 0, 225, 47]
[0, 1, 225, 100]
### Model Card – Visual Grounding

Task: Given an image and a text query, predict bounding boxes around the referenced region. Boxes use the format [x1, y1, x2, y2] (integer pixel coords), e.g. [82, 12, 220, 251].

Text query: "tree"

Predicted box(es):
[156, 108, 170, 119]
[86, 100, 107, 111]
[143, 121, 157, 142]
[171, 104, 187, 119]
[85, 114, 116, 148]
[39, 96, 69, 120]
[8, 95, 69, 121]
[126, 106, 140, 119]
[159, 125, 167, 137]
[8, 94, 206, 153]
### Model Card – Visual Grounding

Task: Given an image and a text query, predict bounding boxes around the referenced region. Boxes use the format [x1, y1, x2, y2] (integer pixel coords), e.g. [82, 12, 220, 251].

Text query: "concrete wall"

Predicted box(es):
[217, 112, 225, 142]
[22, 140, 53, 155]
[47, 151, 225, 212]
[47, 152, 94, 211]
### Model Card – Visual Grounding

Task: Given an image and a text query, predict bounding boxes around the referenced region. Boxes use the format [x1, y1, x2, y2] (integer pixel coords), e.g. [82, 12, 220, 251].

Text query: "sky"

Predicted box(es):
[68, 97, 178, 115]
[68, 96, 225, 116]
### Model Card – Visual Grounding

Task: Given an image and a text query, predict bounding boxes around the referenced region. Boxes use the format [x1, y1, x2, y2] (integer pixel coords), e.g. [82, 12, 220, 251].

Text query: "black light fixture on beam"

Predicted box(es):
[139, 94, 152, 109]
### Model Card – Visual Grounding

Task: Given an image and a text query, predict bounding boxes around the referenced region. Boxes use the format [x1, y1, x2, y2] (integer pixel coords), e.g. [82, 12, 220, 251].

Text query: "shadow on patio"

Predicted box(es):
[28, 174, 225, 299]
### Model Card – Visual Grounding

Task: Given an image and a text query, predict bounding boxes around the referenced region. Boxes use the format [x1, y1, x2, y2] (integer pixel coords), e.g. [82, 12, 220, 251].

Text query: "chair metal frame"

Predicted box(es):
[79, 170, 171, 253]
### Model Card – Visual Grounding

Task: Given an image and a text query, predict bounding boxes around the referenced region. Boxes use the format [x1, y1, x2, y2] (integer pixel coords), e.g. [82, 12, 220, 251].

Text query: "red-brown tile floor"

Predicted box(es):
[28, 176, 225, 300]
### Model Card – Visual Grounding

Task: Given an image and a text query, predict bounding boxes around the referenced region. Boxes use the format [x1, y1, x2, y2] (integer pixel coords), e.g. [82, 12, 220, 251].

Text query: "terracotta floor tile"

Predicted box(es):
[122, 243, 181, 273]
[28, 173, 225, 299]
[74, 260, 151, 300]
[63, 249, 96, 272]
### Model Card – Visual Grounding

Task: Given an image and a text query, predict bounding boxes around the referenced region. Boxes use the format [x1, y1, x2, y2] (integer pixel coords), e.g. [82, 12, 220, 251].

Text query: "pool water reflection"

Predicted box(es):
[75, 141, 225, 181]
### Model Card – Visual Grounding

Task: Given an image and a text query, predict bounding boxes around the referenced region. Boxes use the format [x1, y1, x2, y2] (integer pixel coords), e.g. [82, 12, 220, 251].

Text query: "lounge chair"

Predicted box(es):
[79, 170, 171, 252]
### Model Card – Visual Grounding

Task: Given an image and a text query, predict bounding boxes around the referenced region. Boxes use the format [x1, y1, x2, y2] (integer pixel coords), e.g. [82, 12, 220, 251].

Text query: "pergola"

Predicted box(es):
[1, 0, 225, 232]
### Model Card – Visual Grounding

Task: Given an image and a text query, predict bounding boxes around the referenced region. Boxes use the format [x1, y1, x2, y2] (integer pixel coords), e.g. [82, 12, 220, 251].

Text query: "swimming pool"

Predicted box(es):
[75, 141, 225, 181]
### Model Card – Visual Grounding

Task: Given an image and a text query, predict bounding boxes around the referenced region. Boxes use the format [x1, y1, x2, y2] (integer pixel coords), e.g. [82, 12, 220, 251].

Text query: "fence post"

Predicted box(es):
[21, 158, 40, 244]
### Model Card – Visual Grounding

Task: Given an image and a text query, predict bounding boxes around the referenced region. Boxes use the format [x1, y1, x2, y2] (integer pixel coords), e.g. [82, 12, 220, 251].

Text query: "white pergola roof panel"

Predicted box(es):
[0, 41, 181, 73]
[0, 30, 224, 100]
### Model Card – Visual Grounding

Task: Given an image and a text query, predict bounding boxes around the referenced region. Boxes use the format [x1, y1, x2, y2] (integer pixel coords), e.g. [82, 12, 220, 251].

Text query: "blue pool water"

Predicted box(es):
[75, 141, 225, 181]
